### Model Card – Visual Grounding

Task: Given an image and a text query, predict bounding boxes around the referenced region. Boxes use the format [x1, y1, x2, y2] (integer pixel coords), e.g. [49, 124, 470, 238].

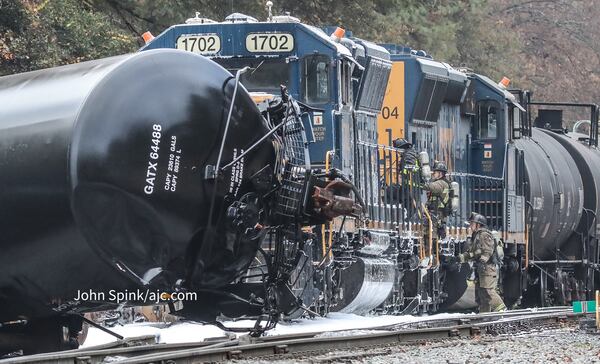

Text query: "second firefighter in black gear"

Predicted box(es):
[422, 161, 451, 244]
[393, 138, 418, 170]
[386, 138, 419, 206]
[458, 213, 506, 312]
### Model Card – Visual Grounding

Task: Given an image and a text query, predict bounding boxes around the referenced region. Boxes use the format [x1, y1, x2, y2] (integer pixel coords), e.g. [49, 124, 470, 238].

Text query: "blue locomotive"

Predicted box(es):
[140, 11, 599, 314]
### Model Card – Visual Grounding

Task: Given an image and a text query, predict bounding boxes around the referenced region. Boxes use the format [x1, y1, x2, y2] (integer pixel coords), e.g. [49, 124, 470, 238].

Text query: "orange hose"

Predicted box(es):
[422, 204, 434, 265]
[321, 151, 334, 261]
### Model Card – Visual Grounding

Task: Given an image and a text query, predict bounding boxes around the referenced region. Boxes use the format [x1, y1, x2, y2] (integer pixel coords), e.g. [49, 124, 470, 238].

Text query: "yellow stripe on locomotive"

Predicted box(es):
[377, 61, 405, 146]
[378, 61, 406, 185]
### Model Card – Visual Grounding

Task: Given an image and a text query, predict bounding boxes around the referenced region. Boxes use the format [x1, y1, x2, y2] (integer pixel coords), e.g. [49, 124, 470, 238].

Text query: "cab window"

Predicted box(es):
[477, 101, 500, 139]
[303, 55, 330, 104]
[510, 105, 521, 139]
[216, 58, 290, 93]
[340, 61, 352, 105]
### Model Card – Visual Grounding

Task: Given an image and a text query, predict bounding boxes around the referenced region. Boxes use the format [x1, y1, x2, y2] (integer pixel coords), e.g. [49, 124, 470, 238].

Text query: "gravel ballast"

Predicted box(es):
[235, 328, 600, 363]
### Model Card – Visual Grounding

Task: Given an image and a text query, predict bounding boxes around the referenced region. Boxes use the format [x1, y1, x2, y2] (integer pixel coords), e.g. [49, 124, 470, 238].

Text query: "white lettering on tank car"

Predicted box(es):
[164, 135, 183, 193]
[144, 124, 163, 195]
[228, 148, 244, 196]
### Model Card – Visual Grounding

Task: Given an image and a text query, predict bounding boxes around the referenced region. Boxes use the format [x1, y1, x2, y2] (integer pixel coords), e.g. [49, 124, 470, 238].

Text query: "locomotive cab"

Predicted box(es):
[141, 16, 357, 168]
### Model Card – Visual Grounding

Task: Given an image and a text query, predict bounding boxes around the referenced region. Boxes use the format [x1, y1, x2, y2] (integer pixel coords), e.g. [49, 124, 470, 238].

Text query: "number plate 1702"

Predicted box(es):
[246, 33, 294, 52]
[176, 34, 221, 54]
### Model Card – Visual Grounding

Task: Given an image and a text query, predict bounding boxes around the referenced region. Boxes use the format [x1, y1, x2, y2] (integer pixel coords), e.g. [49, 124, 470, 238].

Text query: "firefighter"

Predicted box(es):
[393, 138, 418, 170]
[422, 160, 451, 240]
[458, 213, 506, 312]
[384, 138, 419, 205]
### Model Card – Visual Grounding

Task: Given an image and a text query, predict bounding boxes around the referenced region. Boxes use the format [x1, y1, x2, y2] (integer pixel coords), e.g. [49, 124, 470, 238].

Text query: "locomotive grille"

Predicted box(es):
[275, 108, 310, 218]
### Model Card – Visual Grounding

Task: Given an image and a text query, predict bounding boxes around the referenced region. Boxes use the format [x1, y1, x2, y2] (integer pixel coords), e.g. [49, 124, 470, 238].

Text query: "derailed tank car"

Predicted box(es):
[0, 49, 277, 353]
[0, 49, 359, 354]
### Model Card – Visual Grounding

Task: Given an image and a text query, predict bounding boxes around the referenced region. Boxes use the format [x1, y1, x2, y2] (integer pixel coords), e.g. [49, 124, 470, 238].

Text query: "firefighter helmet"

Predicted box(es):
[393, 138, 412, 149]
[468, 212, 487, 226]
[433, 161, 448, 173]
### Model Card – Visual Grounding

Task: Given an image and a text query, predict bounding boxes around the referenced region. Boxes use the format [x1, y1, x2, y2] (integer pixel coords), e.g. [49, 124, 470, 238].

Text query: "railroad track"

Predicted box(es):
[1, 307, 587, 364]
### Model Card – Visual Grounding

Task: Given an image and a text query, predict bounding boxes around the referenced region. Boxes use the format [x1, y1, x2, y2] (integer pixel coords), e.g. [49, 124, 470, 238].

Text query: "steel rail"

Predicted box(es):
[255, 306, 572, 342]
[115, 325, 474, 364]
[0, 336, 234, 364]
[0, 308, 583, 364]
[115, 310, 586, 364]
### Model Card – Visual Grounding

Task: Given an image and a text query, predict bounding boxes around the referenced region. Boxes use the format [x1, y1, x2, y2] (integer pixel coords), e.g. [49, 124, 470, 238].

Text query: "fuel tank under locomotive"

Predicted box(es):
[0, 50, 275, 322]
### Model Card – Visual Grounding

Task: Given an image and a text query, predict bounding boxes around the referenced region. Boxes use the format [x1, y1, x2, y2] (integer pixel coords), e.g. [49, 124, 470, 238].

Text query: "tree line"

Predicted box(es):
[1, 0, 597, 104]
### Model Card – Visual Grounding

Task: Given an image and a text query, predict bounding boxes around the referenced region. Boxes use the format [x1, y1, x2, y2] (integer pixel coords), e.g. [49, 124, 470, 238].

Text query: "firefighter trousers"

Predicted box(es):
[475, 263, 506, 313]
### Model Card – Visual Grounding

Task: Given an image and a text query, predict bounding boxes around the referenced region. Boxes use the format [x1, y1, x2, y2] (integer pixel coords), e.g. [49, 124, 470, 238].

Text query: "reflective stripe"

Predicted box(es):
[493, 302, 507, 312]
[430, 180, 450, 209]
[442, 187, 450, 204]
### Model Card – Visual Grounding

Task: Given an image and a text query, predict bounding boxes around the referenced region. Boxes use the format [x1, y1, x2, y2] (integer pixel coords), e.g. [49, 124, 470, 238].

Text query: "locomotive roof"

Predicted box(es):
[140, 18, 353, 58]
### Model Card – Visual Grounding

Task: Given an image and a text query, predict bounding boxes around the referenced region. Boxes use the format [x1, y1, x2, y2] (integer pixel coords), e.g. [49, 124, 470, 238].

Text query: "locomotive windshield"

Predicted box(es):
[303, 54, 330, 104]
[477, 101, 500, 139]
[215, 58, 290, 93]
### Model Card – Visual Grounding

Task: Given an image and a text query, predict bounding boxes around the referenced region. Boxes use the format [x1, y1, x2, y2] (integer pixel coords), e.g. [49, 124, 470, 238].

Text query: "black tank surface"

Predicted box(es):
[0, 49, 275, 321]
[543, 130, 600, 240]
[515, 128, 584, 259]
